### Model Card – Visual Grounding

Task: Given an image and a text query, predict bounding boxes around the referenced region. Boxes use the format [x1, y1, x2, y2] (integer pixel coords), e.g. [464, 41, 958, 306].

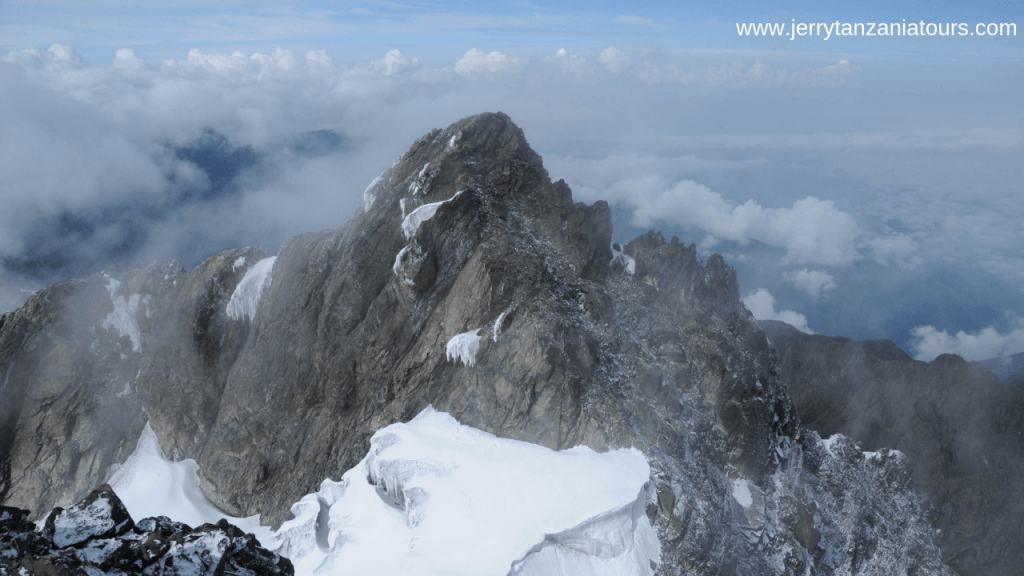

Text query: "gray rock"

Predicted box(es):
[763, 319, 1024, 576]
[1, 113, 955, 574]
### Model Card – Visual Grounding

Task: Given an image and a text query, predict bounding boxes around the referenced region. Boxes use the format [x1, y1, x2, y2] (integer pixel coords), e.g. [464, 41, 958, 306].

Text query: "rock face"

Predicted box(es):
[1, 113, 954, 574]
[0, 484, 292, 576]
[762, 319, 1024, 576]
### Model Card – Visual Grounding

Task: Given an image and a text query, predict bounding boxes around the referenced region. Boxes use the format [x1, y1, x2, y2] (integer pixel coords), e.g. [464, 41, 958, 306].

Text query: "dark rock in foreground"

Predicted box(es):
[763, 319, 1024, 576]
[0, 484, 292, 576]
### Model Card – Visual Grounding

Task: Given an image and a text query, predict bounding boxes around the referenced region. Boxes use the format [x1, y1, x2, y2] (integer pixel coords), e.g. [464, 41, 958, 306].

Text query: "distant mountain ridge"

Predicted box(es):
[981, 351, 1024, 384]
[762, 319, 1024, 576]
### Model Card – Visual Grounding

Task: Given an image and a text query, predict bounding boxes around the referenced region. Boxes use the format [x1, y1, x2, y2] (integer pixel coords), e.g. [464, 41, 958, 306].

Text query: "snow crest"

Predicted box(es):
[106, 422, 275, 546]
[401, 191, 463, 240]
[226, 256, 277, 322]
[101, 279, 143, 352]
[275, 407, 656, 576]
[446, 329, 482, 367]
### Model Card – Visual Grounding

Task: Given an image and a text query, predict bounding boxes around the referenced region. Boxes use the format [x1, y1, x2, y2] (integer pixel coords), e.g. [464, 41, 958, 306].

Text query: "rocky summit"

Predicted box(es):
[1, 112, 955, 574]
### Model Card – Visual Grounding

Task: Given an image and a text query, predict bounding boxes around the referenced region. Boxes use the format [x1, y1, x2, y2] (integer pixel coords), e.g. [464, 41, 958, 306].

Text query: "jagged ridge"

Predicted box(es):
[2, 113, 953, 575]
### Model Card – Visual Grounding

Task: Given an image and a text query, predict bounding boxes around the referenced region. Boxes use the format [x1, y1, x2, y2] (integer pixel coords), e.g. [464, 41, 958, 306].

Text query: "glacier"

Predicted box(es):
[109, 408, 657, 576]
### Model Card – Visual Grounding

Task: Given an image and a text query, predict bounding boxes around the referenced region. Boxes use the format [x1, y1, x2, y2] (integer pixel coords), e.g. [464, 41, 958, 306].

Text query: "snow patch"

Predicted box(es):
[101, 279, 143, 352]
[448, 131, 462, 151]
[447, 329, 482, 367]
[275, 407, 655, 576]
[226, 256, 277, 322]
[493, 309, 509, 342]
[820, 435, 844, 459]
[232, 256, 247, 271]
[106, 422, 275, 546]
[731, 478, 753, 508]
[401, 191, 462, 240]
[610, 243, 636, 274]
[418, 162, 430, 179]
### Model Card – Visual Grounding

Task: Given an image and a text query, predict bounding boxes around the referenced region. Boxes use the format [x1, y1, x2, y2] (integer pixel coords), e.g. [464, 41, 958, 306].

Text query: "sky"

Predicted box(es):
[1, 0, 1022, 363]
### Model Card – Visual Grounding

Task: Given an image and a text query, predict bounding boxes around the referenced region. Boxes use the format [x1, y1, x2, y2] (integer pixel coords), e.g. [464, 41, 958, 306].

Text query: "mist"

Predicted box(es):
[2, 41, 1022, 367]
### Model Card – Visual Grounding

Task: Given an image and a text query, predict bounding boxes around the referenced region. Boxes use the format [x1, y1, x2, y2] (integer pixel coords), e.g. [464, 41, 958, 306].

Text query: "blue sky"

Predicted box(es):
[1, 0, 1022, 361]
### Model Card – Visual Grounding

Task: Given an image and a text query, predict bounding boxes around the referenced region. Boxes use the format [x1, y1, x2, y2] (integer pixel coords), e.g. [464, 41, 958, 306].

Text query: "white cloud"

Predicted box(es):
[624, 180, 859, 267]
[545, 48, 589, 75]
[369, 49, 418, 76]
[910, 325, 1024, 362]
[545, 152, 859, 267]
[742, 288, 814, 334]
[782, 268, 837, 300]
[454, 48, 526, 74]
[697, 234, 719, 257]
[598, 46, 631, 74]
[113, 48, 145, 70]
[861, 233, 919, 267]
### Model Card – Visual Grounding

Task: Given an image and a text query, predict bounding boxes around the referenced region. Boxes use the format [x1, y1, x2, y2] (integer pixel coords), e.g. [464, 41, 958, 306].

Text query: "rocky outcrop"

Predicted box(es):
[0, 484, 291, 576]
[2, 113, 955, 574]
[762, 319, 1024, 576]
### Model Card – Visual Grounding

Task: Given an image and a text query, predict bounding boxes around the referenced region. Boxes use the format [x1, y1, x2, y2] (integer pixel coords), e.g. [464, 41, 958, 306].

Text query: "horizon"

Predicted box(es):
[1, 0, 1022, 364]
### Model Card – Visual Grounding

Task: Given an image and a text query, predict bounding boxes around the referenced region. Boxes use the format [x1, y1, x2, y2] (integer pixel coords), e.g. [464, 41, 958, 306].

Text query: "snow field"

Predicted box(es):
[105, 422, 275, 544]
[107, 408, 658, 575]
[278, 407, 658, 576]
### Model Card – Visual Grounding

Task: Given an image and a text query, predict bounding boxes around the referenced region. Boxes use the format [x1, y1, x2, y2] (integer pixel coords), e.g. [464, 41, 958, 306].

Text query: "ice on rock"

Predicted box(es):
[401, 191, 463, 240]
[610, 243, 636, 275]
[101, 279, 143, 352]
[226, 256, 277, 322]
[493, 309, 509, 342]
[232, 256, 247, 271]
[363, 175, 382, 211]
[106, 422, 275, 546]
[275, 407, 656, 576]
[446, 329, 482, 367]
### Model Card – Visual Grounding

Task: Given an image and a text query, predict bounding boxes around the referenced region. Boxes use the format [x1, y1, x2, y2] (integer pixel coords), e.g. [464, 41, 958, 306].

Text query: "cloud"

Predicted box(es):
[634, 58, 858, 88]
[782, 268, 837, 300]
[598, 46, 631, 74]
[615, 15, 663, 29]
[545, 48, 589, 75]
[742, 288, 814, 334]
[910, 324, 1024, 362]
[625, 180, 860, 267]
[861, 234, 919, 267]
[454, 48, 526, 74]
[369, 50, 419, 76]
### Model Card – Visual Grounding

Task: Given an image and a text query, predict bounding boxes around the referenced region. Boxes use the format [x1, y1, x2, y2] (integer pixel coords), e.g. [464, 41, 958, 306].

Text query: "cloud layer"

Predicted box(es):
[910, 325, 1024, 362]
[742, 288, 814, 334]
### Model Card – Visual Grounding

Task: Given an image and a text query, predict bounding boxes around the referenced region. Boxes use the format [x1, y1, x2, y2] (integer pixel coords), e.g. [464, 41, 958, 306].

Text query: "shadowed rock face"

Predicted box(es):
[762, 319, 1024, 576]
[1, 113, 953, 575]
